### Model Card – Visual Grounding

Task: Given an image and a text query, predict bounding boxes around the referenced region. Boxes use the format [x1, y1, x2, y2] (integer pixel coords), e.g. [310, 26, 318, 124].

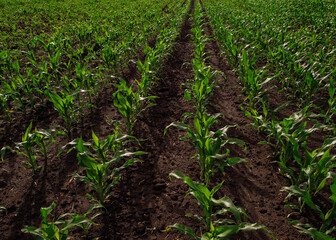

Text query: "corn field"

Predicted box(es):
[0, 0, 336, 239]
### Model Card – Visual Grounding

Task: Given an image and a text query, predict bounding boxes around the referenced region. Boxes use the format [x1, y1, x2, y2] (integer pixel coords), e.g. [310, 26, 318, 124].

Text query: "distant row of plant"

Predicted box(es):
[204, 0, 336, 238]
[0, 0, 177, 126]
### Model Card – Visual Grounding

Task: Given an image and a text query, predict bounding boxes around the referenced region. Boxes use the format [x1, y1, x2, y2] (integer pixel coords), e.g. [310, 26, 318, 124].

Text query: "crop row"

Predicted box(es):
[203, 0, 336, 238]
[165, 1, 274, 239]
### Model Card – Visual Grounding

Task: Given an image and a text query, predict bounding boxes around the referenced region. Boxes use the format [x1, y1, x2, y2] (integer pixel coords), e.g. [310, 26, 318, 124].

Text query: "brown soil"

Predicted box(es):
[0, 0, 323, 239]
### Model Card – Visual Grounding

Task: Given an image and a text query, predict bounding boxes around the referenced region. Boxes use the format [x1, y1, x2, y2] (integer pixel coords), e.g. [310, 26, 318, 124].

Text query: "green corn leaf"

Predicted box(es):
[1, 146, 12, 161]
[213, 225, 240, 239]
[168, 224, 200, 240]
[164, 122, 189, 136]
[330, 175, 336, 202]
[23, 122, 33, 142]
[92, 131, 99, 147]
[169, 170, 185, 182]
[226, 157, 247, 166]
[325, 225, 336, 235]
[213, 196, 245, 222]
[184, 91, 192, 101]
[21, 226, 45, 240]
[210, 181, 223, 198]
[284, 185, 324, 219]
[185, 213, 204, 223]
[60, 216, 94, 232]
[290, 221, 334, 240]
[316, 178, 328, 194]
[226, 138, 246, 147]
[239, 222, 271, 233]
[321, 137, 336, 151]
[41, 202, 56, 224]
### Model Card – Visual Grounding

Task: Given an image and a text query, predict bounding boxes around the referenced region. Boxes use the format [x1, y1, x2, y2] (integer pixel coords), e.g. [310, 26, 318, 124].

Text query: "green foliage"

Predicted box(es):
[1, 122, 60, 174]
[63, 131, 144, 205]
[167, 171, 273, 239]
[22, 202, 102, 240]
[165, 114, 245, 186]
[113, 79, 156, 135]
[285, 173, 336, 237]
[46, 90, 81, 138]
[258, 107, 326, 175]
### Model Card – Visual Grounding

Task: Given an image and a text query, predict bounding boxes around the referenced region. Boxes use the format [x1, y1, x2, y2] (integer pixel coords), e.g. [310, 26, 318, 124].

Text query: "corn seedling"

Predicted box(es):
[184, 63, 220, 118]
[0, 93, 11, 121]
[238, 51, 276, 110]
[167, 171, 272, 239]
[56, 204, 103, 236]
[46, 90, 81, 138]
[284, 173, 336, 238]
[324, 75, 336, 125]
[2, 122, 40, 173]
[65, 131, 144, 204]
[22, 202, 101, 240]
[2, 77, 28, 116]
[101, 45, 118, 74]
[33, 128, 63, 163]
[1, 123, 61, 174]
[165, 113, 246, 186]
[75, 63, 101, 106]
[113, 79, 156, 135]
[259, 107, 325, 174]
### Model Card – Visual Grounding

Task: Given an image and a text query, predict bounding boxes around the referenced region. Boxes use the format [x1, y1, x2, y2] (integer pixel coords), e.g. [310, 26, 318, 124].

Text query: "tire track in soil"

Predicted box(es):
[96, 1, 203, 239]
[200, 7, 310, 240]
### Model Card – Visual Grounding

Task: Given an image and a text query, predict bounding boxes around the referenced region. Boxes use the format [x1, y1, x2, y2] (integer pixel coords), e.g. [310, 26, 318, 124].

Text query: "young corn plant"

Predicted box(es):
[46, 90, 81, 138]
[0, 93, 11, 121]
[187, 7, 221, 119]
[0, 51, 16, 78]
[22, 202, 102, 240]
[324, 76, 336, 125]
[165, 113, 246, 186]
[56, 204, 103, 237]
[137, 46, 159, 96]
[238, 51, 276, 110]
[0, 50, 10, 77]
[2, 77, 28, 116]
[65, 131, 144, 205]
[101, 45, 120, 75]
[259, 107, 325, 176]
[285, 173, 336, 239]
[75, 63, 100, 108]
[184, 62, 220, 119]
[294, 70, 325, 108]
[1, 123, 60, 174]
[279, 137, 336, 238]
[296, 142, 336, 196]
[217, 29, 243, 68]
[166, 171, 272, 239]
[113, 79, 156, 135]
[2, 122, 39, 173]
[283, 137, 336, 205]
